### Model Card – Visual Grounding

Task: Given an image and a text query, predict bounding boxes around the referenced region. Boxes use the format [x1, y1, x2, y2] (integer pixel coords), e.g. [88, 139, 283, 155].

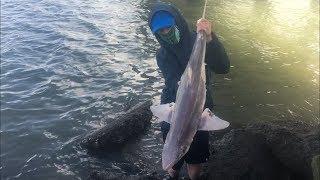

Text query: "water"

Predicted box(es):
[1, 0, 319, 179]
[167, 0, 319, 125]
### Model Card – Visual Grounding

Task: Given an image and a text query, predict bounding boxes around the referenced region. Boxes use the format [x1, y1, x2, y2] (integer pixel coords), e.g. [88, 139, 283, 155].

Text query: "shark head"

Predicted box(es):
[162, 138, 191, 170]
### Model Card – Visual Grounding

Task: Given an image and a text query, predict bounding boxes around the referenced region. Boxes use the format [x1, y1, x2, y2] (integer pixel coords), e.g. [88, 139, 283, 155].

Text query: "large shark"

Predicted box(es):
[150, 31, 230, 170]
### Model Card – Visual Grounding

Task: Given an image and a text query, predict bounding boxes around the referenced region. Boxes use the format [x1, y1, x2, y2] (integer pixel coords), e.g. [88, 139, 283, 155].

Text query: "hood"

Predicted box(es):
[148, 2, 193, 63]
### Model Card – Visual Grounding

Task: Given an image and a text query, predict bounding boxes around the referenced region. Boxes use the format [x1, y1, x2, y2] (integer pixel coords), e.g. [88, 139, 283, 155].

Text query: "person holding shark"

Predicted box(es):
[148, 2, 230, 180]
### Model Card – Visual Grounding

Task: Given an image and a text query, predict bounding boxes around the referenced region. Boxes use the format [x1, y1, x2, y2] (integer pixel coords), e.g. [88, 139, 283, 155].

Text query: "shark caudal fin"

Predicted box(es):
[198, 108, 230, 131]
[150, 103, 174, 123]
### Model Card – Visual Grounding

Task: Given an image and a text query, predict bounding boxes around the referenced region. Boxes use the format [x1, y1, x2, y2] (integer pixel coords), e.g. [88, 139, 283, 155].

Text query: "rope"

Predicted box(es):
[202, 0, 208, 19]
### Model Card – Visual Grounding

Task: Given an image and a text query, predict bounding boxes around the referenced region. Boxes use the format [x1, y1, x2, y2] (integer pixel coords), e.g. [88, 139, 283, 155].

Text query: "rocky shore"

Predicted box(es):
[204, 121, 319, 180]
[82, 102, 319, 180]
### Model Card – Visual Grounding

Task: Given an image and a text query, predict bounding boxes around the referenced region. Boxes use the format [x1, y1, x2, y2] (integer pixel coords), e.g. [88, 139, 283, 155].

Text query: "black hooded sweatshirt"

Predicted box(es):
[148, 2, 230, 109]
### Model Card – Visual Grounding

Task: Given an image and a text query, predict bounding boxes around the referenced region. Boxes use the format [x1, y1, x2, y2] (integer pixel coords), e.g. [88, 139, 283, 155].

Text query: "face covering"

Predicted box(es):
[158, 25, 180, 45]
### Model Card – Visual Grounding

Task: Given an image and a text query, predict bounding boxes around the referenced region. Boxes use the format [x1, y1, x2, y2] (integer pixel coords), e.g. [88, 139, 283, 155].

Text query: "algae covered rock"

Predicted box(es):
[312, 155, 320, 180]
[205, 120, 320, 180]
[81, 100, 152, 152]
[87, 171, 161, 180]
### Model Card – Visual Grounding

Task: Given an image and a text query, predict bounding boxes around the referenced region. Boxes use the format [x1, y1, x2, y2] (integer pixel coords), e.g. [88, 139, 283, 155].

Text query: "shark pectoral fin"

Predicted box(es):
[150, 103, 174, 123]
[198, 108, 230, 131]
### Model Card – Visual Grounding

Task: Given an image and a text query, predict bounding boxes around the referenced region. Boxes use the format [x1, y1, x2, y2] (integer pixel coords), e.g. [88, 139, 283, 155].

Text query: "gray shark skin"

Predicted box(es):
[162, 30, 208, 170]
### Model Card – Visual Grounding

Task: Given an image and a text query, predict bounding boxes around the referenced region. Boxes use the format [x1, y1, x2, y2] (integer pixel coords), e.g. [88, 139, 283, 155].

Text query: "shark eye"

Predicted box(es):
[180, 145, 189, 155]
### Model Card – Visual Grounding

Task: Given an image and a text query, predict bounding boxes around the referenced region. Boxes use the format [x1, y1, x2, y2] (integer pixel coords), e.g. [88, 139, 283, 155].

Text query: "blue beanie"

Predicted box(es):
[151, 11, 175, 33]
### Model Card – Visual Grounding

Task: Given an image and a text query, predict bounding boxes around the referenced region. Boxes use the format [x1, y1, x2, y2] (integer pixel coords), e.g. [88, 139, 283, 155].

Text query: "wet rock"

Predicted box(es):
[205, 120, 320, 180]
[81, 100, 152, 152]
[312, 155, 320, 180]
[245, 121, 320, 179]
[206, 129, 285, 180]
[84, 114, 319, 180]
[87, 171, 161, 180]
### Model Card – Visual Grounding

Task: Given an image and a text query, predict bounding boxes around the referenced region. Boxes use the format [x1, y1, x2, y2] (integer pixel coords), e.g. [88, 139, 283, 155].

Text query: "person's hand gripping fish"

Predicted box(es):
[196, 18, 213, 42]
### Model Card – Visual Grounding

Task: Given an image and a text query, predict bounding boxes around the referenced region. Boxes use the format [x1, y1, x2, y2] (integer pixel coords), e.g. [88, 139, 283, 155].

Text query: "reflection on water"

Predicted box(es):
[166, 0, 319, 125]
[1, 0, 319, 179]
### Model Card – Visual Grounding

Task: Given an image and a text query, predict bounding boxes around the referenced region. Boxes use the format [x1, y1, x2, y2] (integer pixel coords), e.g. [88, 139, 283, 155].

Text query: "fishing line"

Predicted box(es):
[202, 0, 208, 19]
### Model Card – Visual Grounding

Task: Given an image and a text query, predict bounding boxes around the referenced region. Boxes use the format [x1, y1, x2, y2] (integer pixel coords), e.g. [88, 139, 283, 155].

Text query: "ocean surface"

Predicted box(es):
[1, 0, 319, 179]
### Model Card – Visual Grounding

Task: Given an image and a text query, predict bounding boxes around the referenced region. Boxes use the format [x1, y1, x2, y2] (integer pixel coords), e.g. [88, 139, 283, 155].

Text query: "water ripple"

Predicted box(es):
[1, 0, 319, 179]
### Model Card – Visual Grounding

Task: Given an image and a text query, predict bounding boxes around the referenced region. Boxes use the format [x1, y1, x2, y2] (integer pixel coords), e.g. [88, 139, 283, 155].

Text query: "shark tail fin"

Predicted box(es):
[198, 108, 230, 131]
